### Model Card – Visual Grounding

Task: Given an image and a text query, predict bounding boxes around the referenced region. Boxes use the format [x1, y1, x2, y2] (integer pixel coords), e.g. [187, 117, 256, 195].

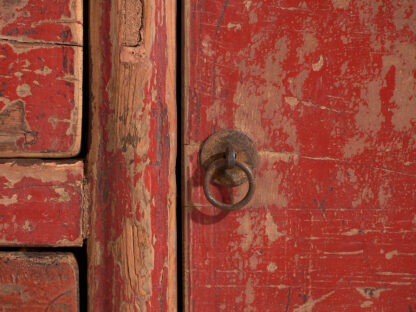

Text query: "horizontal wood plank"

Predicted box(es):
[0, 160, 86, 246]
[0, 252, 79, 311]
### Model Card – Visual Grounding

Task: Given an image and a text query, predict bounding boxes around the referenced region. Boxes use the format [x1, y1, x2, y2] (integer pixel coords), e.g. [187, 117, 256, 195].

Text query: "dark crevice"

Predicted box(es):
[78, 0, 90, 160]
[0, 37, 82, 47]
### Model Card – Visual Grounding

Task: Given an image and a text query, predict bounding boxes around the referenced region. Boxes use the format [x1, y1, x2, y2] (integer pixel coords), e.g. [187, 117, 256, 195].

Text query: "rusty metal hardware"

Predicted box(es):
[201, 129, 257, 211]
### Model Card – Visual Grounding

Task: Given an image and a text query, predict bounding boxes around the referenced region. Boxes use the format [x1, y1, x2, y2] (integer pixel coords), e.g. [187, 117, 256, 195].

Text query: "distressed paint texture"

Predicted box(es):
[184, 0, 416, 311]
[0, 252, 79, 311]
[0, 160, 86, 246]
[0, 0, 82, 157]
[87, 0, 176, 310]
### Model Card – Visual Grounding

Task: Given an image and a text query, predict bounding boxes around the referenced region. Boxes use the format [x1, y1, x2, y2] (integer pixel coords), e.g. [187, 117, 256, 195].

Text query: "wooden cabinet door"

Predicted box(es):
[183, 0, 416, 311]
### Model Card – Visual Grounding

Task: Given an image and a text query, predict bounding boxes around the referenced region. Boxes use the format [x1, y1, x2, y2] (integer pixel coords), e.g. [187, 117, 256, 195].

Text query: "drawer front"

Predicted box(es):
[0, 160, 86, 246]
[0, 0, 83, 157]
[0, 252, 79, 311]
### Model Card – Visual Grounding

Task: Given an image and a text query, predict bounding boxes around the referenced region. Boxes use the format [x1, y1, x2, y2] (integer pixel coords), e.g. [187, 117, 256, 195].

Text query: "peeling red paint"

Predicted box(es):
[184, 0, 416, 310]
[0, 160, 85, 246]
[0, 0, 83, 157]
[0, 0, 82, 44]
[88, 0, 176, 310]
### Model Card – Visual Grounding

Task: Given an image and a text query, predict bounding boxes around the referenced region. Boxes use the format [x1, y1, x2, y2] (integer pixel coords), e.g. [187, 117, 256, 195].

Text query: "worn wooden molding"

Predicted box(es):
[87, 0, 176, 310]
[0, 160, 87, 246]
[0, 252, 79, 311]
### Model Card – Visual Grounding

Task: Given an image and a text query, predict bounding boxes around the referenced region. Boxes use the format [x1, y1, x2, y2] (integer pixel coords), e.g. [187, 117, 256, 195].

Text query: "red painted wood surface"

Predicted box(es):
[0, 0, 82, 157]
[184, 0, 416, 311]
[0, 252, 79, 311]
[0, 0, 82, 44]
[0, 160, 86, 246]
[87, 0, 176, 310]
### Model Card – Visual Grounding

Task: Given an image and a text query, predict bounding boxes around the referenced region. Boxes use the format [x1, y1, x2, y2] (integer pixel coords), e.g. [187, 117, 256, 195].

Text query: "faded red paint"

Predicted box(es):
[0, 0, 82, 157]
[0, 252, 79, 311]
[0, 0, 82, 44]
[184, 0, 416, 311]
[0, 160, 85, 246]
[88, 0, 176, 310]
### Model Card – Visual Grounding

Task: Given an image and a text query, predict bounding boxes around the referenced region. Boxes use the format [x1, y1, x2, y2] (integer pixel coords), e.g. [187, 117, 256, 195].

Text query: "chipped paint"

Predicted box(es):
[331, 0, 350, 9]
[312, 55, 324, 71]
[88, 0, 177, 309]
[294, 291, 335, 312]
[264, 211, 285, 242]
[184, 0, 416, 310]
[0, 160, 85, 246]
[356, 287, 390, 299]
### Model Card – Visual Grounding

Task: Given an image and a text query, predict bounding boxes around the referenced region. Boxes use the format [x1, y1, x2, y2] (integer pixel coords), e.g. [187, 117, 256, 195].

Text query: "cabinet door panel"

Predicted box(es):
[183, 0, 416, 310]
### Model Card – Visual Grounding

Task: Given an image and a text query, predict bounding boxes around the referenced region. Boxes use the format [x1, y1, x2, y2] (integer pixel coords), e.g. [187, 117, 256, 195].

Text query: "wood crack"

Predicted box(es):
[0, 36, 82, 47]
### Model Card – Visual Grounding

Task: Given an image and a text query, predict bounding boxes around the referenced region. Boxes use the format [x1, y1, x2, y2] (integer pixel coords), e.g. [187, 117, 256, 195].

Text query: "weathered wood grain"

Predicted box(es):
[87, 0, 176, 310]
[0, 160, 86, 246]
[183, 0, 416, 311]
[0, 0, 82, 157]
[0, 252, 79, 311]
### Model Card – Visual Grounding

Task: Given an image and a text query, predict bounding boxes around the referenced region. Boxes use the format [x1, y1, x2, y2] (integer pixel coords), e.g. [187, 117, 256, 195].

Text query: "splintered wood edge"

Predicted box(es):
[0, 45, 83, 158]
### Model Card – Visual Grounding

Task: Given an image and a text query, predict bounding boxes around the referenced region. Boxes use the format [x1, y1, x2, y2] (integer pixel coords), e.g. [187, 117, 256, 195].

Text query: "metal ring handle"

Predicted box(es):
[203, 158, 255, 211]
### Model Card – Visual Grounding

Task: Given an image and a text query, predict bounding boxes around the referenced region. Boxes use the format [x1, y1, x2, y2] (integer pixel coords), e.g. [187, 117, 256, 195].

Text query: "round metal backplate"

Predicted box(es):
[200, 129, 258, 187]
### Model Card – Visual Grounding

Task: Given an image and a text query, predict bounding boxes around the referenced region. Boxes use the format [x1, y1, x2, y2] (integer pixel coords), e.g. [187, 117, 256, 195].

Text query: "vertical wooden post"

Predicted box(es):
[87, 0, 177, 310]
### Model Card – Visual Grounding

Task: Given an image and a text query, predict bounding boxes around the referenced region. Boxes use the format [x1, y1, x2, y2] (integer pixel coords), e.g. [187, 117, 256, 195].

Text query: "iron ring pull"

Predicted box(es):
[203, 146, 256, 211]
